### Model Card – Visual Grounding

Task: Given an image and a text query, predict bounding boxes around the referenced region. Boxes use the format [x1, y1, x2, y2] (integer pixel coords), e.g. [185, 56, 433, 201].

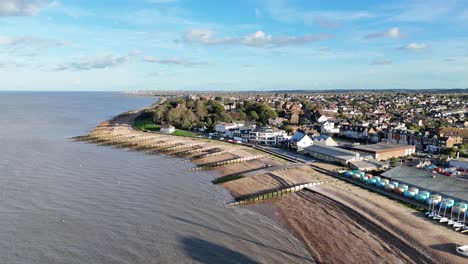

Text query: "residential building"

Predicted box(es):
[215, 123, 243, 133]
[311, 135, 338, 146]
[160, 125, 175, 134]
[321, 121, 340, 134]
[289, 132, 313, 150]
[249, 127, 287, 145]
[340, 124, 371, 140]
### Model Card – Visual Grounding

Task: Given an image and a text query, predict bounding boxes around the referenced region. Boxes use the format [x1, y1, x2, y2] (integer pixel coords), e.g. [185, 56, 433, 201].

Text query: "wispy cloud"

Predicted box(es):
[55, 52, 139, 71]
[0, 0, 46, 17]
[313, 17, 341, 29]
[183, 29, 332, 48]
[261, 0, 374, 26]
[0, 35, 65, 56]
[0, 61, 24, 68]
[399, 42, 428, 51]
[370, 59, 392, 65]
[384, 0, 461, 22]
[365, 27, 401, 39]
[143, 56, 208, 66]
[0, 36, 64, 47]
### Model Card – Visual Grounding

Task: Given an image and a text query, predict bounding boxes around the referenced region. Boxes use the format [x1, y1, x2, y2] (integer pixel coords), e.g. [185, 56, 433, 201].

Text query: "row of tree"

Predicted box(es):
[138, 98, 277, 131]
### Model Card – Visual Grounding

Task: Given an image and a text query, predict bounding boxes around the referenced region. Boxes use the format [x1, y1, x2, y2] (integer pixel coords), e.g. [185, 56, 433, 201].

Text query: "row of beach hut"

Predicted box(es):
[342, 170, 468, 233]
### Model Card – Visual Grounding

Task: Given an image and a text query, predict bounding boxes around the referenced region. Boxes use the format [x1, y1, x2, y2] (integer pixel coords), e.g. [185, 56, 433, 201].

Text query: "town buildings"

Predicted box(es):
[352, 143, 416, 161]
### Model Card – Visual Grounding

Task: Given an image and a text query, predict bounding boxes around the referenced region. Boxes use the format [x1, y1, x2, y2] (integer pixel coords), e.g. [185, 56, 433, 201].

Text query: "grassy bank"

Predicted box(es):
[133, 111, 199, 138]
[172, 129, 198, 137]
[134, 119, 161, 131]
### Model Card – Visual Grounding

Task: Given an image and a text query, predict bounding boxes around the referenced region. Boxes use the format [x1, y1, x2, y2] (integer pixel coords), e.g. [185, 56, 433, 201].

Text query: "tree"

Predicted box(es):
[390, 157, 400, 167]
[195, 103, 208, 118]
[249, 110, 259, 121]
[284, 125, 294, 133]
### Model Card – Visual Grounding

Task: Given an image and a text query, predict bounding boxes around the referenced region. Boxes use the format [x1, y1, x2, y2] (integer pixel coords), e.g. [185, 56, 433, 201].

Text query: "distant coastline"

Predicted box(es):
[122, 88, 468, 96]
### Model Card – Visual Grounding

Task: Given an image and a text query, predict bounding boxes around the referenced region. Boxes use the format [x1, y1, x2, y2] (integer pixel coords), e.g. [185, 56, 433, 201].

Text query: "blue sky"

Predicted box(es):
[0, 0, 467, 91]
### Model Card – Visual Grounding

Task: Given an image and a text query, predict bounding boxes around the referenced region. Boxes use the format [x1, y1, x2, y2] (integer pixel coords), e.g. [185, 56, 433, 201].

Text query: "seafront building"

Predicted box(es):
[352, 143, 416, 161]
[304, 145, 362, 165]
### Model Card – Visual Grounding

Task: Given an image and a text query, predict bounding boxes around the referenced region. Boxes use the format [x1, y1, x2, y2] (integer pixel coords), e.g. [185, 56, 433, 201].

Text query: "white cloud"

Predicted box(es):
[399, 42, 428, 51]
[183, 29, 332, 48]
[183, 29, 237, 45]
[365, 27, 401, 39]
[387, 27, 401, 39]
[56, 52, 139, 71]
[143, 56, 208, 66]
[0, 0, 46, 16]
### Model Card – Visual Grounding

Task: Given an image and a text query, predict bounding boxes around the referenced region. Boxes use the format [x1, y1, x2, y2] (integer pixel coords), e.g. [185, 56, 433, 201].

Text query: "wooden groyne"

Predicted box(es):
[188, 149, 237, 161]
[227, 182, 328, 206]
[190, 155, 265, 171]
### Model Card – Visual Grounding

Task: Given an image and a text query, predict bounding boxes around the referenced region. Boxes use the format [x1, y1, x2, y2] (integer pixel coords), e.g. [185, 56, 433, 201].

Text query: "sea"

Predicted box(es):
[0, 92, 312, 264]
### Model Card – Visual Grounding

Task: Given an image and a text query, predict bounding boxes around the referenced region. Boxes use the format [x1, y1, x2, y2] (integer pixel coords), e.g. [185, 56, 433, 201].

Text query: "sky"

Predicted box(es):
[0, 0, 468, 91]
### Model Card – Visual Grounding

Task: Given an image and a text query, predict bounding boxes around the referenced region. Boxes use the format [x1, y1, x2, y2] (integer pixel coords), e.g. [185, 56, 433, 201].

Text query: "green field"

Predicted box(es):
[172, 129, 198, 137]
[133, 119, 161, 131]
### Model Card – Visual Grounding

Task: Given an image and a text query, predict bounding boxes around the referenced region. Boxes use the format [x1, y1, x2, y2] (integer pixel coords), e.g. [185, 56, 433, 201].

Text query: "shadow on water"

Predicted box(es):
[181, 236, 259, 264]
[169, 215, 314, 262]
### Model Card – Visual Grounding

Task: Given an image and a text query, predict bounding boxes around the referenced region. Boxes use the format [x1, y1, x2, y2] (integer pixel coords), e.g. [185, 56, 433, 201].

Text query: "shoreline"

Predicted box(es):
[75, 109, 468, 263]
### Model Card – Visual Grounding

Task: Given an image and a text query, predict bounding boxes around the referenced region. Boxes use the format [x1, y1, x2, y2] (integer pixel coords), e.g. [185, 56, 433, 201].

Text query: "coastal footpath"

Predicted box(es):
[73, 108, 468, 264]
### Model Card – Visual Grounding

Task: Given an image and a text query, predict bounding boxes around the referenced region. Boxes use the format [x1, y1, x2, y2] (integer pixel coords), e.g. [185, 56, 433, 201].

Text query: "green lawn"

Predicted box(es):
[133, 119, 161, 131]
[172, 129, 198, 137]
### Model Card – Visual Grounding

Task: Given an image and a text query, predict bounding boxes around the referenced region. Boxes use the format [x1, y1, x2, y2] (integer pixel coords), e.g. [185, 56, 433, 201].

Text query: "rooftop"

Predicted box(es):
[305, 145, 358, 161]
[381, 166, 468, 203]
[352, 143, 415, 153]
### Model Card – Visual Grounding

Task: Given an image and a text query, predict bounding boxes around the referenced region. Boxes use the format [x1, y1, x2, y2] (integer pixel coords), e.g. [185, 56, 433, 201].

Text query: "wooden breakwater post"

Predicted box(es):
[160, 143, 200, 153]
[188, 149, 237, 161]
[227, 181, 327, 206]
[189, 155, 265, 171]
[183, 146, 216, 155]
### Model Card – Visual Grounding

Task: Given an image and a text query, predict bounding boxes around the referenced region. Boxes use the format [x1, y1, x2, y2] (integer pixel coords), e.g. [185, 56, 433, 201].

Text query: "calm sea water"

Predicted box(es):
[0, 92, 312, 264]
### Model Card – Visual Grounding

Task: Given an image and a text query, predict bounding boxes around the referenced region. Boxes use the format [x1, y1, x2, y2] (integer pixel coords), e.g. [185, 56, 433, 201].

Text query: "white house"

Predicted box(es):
[215, 123, 244, 133]
[289, 132, 313, 150]
[160, 125, 175, 134]
[321, 121, 340, 134]
[317, 115, 329, 123]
